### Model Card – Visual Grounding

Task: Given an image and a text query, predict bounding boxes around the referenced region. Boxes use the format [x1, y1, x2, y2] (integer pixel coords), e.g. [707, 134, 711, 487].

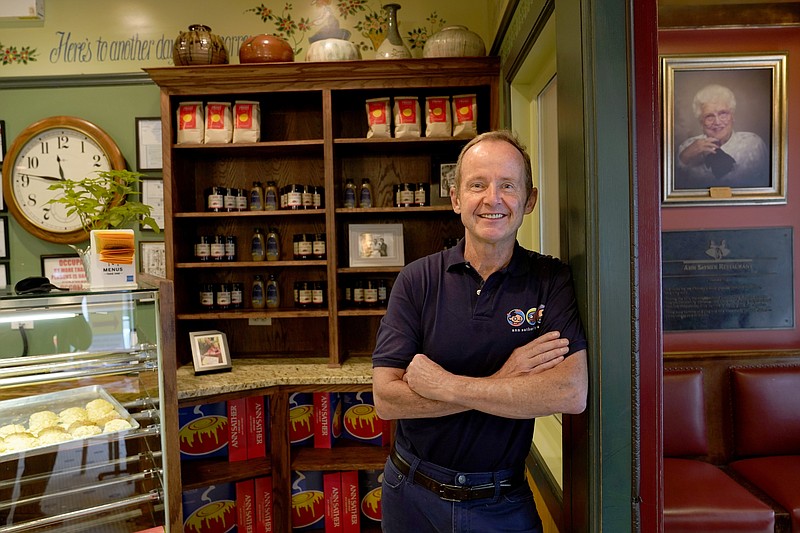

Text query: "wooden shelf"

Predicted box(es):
[175, 260, 326, 269]
[174, 209, 325, 218]
[292, 444, 389, 472]
[177, 308, 329, 320]
[181, 456, 273, 490]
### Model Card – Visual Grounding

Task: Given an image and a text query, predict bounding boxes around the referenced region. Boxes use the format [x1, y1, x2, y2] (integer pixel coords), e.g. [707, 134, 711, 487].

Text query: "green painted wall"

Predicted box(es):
[1, 82, 162, 286]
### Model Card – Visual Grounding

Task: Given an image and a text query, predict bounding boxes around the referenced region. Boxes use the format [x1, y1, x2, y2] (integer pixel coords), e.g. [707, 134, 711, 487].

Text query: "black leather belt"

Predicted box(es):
[389, 448, 523, 502]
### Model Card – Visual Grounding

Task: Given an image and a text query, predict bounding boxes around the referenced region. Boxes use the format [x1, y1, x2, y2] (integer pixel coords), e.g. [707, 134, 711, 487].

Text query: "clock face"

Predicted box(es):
[2, 116, 125, 244]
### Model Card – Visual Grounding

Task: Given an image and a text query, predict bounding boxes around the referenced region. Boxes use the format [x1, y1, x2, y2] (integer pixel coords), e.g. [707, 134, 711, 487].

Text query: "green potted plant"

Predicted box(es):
[47, 169, 160, 287]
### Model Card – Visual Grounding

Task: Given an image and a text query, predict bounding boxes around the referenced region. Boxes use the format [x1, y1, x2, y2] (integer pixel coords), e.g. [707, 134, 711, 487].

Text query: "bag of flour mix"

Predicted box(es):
[365, 97, 391, 138]
[233, 100, 261, 143]
[452, 94, 478, 138]
[425, 96, 451, 138]
[204, 101, 233, 144]
[393, 96, 421, 138]
[176, 102, 204, 144]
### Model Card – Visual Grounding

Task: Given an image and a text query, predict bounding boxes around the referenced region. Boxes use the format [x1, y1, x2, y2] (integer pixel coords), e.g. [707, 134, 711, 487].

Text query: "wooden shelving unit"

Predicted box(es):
[146, 57, 500, 530]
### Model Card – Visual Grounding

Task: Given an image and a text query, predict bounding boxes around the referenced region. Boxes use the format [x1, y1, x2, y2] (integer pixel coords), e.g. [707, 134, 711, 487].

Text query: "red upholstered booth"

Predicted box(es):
[729, 366, 800, 533]
[663, 368, 775, 532]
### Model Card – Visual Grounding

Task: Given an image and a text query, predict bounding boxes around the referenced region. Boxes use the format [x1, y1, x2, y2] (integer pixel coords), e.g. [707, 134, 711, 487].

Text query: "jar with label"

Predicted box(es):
[266, 227, 280, 261]
[264, 180, 279, 211]
[252, 275, 265, 309]
[199, 283, 215, 310]
[312, 186, 324, 209]
[195, 235, 211, 261]
[266, 274, 280, 309]
[343, 178, 357, 208]
[364, 279, 378, 306]
[225, 235, 237, 261]
[205, 186, 225, 212]
[293, 233, 313, 260]
[302, 185, 314, 209]
[224, 188, 237, 211]
[296, 281, 312, 308]
[353, 280, 365, 307]
[251, 227, 266, 261]
[359, 178, 374, 208]
[312, 281, 326, 307]
[293, 281, 301, 306]
[398, 183, 416, 207]
[215, 283, 231, 309]
[236, 188, 249, 211]
[415, 182, 429, 206]
[231, 282, 244, 308]
[250, 181, 264, 211]
[393, 184, 401, 207]
[378, 279, 389, 306]
[286, 184, 303, 210]
[210, 235, 226, 261]
[343, 283, 353, 307]
[312, 233, 326, 260]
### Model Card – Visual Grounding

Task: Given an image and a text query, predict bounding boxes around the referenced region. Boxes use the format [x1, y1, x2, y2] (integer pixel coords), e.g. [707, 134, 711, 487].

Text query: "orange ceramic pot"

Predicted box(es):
[239, 34, 294, 63]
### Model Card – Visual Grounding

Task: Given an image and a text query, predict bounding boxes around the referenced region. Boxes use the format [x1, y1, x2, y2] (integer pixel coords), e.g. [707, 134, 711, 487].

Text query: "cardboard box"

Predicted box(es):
[246, 396, 267, 459]
[359, 469, 383, 525]
[314, 392, 342, 449]
[341, 392, 390, 446]
[178, 402, 228, 460]
[181, 483, 236, 533]
[340, 470, 361, 533]
[323, 472, 342, 532]
[290, 470, 325, 531]
[88, 229, 136, 289]
[228, 398, 248, 462]
[254, 476, 274, 533]
[236, 479, 256, 533]
[288, 393, 314, 447]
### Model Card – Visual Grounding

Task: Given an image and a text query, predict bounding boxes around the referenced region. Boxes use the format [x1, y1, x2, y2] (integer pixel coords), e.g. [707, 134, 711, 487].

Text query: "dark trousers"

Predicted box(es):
[381, 445, 544, 533]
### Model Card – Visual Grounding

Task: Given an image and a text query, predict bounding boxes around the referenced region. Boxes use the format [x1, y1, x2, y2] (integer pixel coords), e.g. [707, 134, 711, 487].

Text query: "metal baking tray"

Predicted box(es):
[0, 385, 141, 458]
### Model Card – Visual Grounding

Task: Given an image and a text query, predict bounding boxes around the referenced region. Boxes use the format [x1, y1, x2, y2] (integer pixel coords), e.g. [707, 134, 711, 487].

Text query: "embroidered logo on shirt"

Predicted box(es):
[527, 305, 545, 327]
[507, 309, 526, 327]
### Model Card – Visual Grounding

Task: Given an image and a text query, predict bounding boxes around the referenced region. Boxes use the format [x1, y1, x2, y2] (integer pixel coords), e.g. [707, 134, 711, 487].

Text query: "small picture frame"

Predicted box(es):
[0, 263, 8, 289]
[348, 223, 405, 268]
[135, 117, 163, 172]
[431, 156, 458, 206]
[0, 217, 7, 259]
[41, 254, 87, 290]
[661, 53, 787, 205]
[141, 179, 165, 230]
[139, 241, 166, 278]
[189, 330, 232, 374]
[0, 119, 6, 164]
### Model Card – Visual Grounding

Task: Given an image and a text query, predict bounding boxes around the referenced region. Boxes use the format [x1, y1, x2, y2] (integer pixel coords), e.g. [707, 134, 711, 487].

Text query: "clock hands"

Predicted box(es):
[20, 156, 69, 182]
[56, 155, 66, 180]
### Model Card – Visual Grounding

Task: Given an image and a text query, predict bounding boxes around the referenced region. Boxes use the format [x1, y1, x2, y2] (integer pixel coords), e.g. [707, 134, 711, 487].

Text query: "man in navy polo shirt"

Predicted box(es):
[372, 130, 588, 532]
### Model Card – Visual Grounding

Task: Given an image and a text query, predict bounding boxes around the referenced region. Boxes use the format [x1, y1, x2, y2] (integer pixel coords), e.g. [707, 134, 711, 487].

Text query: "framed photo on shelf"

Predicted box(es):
[661, 53, 787, 205]
[41, 254, 87, 290]
[139, 241, 166, 278]
[141, 178, 165, 230]
[135, 117, 163, 172]
[0, 120, 6, 211]
[431, 156, 458, 206]
[189, 330, 232, 374]
[348, 223, 405, 268]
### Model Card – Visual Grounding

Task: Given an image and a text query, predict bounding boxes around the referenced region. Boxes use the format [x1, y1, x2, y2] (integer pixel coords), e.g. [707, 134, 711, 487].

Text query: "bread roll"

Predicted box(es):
[103, 418, 133, 433]
[5, 432, 36, 451]
[0, 424, 26, 438]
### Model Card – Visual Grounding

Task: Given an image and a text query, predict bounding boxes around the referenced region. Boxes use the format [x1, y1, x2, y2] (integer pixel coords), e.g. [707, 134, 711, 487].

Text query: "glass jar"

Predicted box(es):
[224, 187, 237, 211]
[302, 185, 314, 209]
[199, 283, 215, 310]
[252, 275, 265, 309]
[312, 233, 326, 260]
[398, 183, 416, 207]
[286, 183, 303, 210]
[312, 281, 326, 307]
[251, 227, 266, 261]
[313, 185, 324, 209]
[364, 279, 378, 306]
[266, 274, 280, 309]
[415, 182, 429, 206]
[195, 235, 211, 261]
[353, 280, 365, 306]
[231, 282, 244, 308]
[293, 233, 313, 260]
[205, 186, 225, 212]
[296, 281, 312, 308]
[264, 180, 279, 211]
[266, 227, 280, 261]
[359, 178, 373, 208]
[225, 235, 237, 261]
[378, 279, 389, 306]
[215, 283, 231, 309]
[210, 234, 226, 261]
[250, 181, 264, 211]
[343, 178, 357, 208]
[236, 188, 249, 211]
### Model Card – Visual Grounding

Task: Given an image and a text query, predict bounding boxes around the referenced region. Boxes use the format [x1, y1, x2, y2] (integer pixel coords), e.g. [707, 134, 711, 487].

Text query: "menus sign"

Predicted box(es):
[662, 227, 794, 331]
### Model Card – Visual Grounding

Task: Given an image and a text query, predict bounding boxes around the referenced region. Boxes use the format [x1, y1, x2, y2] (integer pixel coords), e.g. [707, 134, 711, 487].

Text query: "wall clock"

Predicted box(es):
[2, 116, 125, 244]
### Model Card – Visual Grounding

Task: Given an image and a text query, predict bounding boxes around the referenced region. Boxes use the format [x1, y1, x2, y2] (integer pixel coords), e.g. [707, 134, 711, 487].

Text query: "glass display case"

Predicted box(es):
[0, 281, 177, 532]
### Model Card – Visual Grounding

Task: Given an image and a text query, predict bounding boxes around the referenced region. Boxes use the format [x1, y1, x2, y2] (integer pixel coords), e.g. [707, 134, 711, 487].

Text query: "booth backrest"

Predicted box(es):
[664, 368, 708, 457]
[731, 365, 800, 458]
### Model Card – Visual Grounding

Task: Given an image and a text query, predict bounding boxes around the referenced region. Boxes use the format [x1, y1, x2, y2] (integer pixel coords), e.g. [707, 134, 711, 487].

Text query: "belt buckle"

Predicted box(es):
[437, 482, 468, 502]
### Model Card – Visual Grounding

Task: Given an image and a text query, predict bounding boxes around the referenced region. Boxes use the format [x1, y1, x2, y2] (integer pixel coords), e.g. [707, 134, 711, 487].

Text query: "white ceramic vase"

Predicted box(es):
[423, 25, 486, 58]
[375, 4, 411, 60]
[306, 38, 362, 62]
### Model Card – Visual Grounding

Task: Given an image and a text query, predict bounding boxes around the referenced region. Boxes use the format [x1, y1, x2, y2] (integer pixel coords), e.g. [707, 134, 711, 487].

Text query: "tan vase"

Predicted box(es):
[306, 38, 361, 62]
[423, 25, 486, 58]
[173, 24, 228, 66]
[239, 34, 295, 63]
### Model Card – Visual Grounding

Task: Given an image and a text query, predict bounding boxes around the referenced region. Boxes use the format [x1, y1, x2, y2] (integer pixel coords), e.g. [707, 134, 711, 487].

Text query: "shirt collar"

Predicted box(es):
[445, 239, 530, 277]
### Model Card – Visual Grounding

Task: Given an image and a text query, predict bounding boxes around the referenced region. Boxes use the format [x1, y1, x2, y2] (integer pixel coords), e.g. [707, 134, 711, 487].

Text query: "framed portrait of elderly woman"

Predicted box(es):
[661, 53, 787, 205]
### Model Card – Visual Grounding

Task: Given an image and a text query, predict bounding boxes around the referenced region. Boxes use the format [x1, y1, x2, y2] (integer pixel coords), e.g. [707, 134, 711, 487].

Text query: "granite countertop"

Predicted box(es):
[176, 357, 374, 400]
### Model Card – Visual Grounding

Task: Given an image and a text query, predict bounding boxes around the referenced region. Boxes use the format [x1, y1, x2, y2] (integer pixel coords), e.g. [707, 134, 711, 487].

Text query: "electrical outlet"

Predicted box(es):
[11, 321, 34, 330]
[248, 318, 272, 326]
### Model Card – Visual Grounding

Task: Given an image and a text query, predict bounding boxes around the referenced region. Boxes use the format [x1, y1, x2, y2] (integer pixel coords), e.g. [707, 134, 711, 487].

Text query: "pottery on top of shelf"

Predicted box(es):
[173, 24, 229, 66]
[306, 38, 362, 62]
[423, 25, 486, 58]
[239, 34, 295, 63]
[375, 3, 412, 60]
